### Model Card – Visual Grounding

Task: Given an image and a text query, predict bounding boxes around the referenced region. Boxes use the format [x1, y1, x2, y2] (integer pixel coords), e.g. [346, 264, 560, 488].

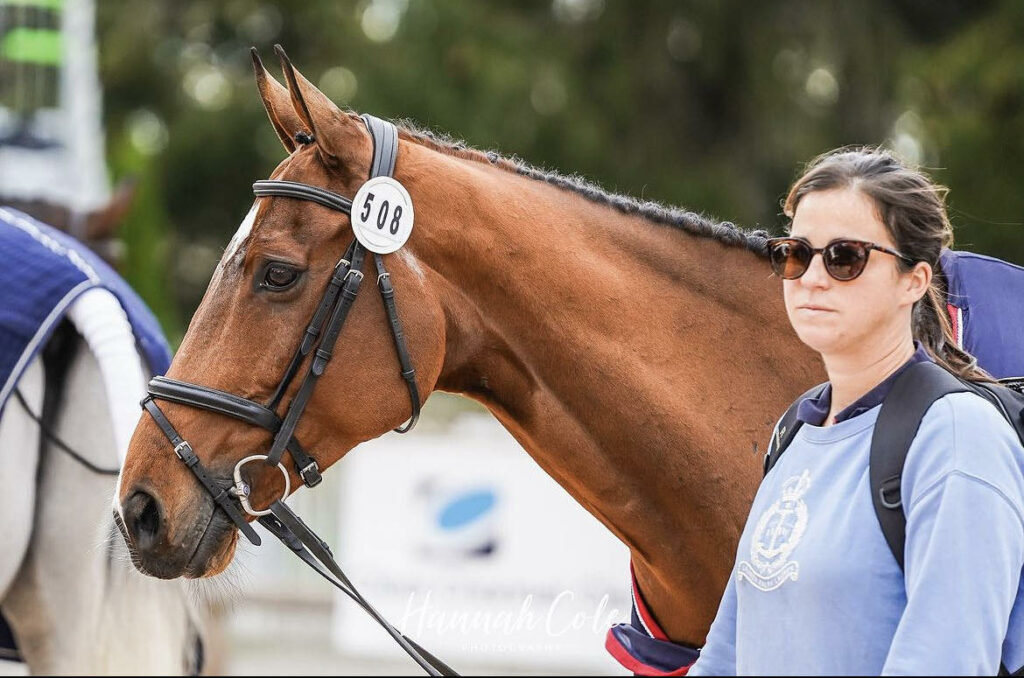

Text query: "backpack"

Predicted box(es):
[763, 361, 1024, 676]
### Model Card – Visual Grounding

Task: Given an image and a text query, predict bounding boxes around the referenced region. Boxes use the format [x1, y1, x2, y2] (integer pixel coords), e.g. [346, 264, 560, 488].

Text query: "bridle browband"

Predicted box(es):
[138, 115, 452, 676]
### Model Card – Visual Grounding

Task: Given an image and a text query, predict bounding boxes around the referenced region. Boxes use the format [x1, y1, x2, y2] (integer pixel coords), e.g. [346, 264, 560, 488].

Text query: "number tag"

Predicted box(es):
[351, 176, 415, 254]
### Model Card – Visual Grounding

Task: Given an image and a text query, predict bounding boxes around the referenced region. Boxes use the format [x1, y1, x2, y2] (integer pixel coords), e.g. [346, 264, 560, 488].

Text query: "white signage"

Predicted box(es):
[330, 413, 631, 674]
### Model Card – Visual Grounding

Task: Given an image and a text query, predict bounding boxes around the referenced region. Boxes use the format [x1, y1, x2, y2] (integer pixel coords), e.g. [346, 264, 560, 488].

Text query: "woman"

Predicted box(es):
[688, 148, 1024, 675]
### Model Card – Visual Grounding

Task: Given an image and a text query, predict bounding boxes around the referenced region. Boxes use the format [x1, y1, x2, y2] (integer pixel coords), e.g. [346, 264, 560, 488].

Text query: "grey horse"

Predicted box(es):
[0, 292, 203, 675]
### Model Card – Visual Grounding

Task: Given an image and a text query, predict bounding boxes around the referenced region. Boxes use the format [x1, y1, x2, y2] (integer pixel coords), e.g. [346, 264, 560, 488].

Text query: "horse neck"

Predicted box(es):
[401, 146, 820, 643]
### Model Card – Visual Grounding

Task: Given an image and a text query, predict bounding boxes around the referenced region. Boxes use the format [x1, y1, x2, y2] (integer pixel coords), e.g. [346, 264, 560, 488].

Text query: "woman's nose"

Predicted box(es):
[799, 252, 832, 288]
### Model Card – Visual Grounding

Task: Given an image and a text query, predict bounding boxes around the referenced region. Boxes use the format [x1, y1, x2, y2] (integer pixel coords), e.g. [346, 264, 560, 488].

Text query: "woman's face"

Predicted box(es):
[784, 187, 927, 359]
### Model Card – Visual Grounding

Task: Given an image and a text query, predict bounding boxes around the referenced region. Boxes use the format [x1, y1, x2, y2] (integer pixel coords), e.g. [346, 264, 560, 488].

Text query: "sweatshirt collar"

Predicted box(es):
[796, 342, 932, 427]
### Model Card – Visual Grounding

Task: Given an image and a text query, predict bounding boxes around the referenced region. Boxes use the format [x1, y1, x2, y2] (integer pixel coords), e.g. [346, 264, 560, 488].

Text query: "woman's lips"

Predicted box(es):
[796, 304, 836, 313]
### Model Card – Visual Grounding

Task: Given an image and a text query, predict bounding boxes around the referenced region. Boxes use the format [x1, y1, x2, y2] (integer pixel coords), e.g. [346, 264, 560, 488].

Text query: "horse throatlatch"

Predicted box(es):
[139, 115, 453, 677]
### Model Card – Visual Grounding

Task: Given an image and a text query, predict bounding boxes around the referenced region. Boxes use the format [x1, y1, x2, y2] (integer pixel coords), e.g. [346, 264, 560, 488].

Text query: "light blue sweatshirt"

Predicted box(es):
[689, 392, 1024, 675]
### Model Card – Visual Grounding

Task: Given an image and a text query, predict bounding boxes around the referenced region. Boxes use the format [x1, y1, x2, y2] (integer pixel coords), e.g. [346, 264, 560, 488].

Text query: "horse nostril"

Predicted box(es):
[124, 488, 164, 551]
[139, 497, 160, 538]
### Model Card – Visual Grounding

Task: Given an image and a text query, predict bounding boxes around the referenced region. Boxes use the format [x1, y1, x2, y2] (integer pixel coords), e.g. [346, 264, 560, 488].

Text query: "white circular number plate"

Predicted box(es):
[351, 176, 415, 254]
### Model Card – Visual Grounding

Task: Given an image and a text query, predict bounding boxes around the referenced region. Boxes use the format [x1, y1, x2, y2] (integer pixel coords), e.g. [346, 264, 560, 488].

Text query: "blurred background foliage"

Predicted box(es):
[93, 0, 1023, 343]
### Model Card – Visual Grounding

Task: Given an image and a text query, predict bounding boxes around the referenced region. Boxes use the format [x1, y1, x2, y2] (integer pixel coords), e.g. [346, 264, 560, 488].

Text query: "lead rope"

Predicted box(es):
[259, 502, 457, 676]
[139, 387, 456, 674]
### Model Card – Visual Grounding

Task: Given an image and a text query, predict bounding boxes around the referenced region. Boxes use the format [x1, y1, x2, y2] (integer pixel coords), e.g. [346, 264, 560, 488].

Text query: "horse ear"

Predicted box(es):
[84, 177, 137, 240]
[273, 44, 365, 171]
[251, 48, 301, 153]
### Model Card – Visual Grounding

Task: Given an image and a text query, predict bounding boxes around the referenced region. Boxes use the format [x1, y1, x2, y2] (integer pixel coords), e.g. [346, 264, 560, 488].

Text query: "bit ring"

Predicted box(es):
[232, 454, 290, 517]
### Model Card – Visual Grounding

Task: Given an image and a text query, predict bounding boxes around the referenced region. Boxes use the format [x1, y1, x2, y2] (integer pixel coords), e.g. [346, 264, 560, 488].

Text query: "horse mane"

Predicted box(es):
[394, 119, 771, 257]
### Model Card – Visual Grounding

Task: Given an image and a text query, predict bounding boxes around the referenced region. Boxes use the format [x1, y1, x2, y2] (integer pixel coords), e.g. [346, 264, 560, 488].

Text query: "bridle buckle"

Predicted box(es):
[299, 461, 323, 488]
[173, 440, 193, 460]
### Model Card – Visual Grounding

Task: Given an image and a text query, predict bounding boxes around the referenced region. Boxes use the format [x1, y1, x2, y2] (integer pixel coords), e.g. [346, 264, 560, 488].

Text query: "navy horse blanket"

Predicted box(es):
[606, 248, 1024, 675]
[0, 207, 170, 416]
[940, 249, 1024, 379]
[0, 208, 171, 661]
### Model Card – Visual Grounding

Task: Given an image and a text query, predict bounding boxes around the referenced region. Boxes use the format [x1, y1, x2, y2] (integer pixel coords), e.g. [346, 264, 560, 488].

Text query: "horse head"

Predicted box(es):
[117, 47, 448, 578]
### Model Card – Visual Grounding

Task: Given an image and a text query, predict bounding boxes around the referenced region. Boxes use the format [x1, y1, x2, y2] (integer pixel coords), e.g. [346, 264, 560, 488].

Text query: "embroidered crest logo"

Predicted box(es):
[737, 469, 811, 592]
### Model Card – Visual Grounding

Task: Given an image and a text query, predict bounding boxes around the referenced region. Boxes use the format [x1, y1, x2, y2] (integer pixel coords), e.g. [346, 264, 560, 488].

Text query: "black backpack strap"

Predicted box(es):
[978, 382, 1024, 678]
[999, 660, 1023, 676]
[874, 363, 1024, 674]
[870, 362, 972, 570]
[763, 383, 828, 476]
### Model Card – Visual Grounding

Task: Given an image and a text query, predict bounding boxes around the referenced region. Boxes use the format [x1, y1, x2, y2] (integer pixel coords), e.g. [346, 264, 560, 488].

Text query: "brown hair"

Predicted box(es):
[783, 146, 989, 381]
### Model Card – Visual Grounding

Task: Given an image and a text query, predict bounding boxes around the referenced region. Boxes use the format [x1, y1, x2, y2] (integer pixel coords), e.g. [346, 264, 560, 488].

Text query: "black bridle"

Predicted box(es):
[138, 115, 454, 676]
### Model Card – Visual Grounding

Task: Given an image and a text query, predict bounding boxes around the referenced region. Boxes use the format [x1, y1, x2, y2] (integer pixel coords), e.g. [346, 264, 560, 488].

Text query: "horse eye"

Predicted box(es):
[263, 264, 298, 290]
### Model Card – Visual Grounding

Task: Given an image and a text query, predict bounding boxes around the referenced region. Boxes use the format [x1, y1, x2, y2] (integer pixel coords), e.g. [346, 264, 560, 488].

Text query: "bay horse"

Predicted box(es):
[117, 46, 821, 652]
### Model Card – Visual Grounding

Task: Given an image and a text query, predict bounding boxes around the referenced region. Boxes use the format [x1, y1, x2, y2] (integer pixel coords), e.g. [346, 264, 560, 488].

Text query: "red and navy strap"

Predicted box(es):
[604, 561, 701, 676]
[604, 627, 694, 676]
[947, 303, 963, 348]
[630, 560, 671, 641]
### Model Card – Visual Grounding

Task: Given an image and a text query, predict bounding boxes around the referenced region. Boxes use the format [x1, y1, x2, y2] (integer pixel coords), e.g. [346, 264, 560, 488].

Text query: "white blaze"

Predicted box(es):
[218, 201, 259, 272]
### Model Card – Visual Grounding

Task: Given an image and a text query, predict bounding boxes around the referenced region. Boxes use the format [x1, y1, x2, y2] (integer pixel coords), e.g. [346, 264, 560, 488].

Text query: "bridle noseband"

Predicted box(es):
[138, 116, 453, 676]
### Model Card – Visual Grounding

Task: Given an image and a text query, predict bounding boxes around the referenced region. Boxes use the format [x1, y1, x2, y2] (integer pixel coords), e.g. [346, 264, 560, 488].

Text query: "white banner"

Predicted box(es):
[330, 413, 631, 674]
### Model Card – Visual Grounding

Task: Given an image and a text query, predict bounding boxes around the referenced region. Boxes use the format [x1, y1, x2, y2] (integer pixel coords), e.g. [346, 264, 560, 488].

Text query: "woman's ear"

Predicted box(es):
[904, 260, 933, 304]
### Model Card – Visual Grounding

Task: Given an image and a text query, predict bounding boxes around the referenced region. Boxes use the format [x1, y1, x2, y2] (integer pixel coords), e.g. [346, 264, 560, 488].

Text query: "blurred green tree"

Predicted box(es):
[94, 0, 1023, 339]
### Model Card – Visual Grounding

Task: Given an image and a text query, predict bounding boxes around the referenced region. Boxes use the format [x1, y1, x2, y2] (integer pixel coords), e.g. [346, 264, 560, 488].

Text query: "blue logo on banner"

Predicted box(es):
[417, 484, 500, 559]
[437, 490, 497, 531]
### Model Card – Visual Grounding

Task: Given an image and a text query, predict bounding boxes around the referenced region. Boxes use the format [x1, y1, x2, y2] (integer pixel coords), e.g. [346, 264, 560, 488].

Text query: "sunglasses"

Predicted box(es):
[766, 237, 916, 282]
